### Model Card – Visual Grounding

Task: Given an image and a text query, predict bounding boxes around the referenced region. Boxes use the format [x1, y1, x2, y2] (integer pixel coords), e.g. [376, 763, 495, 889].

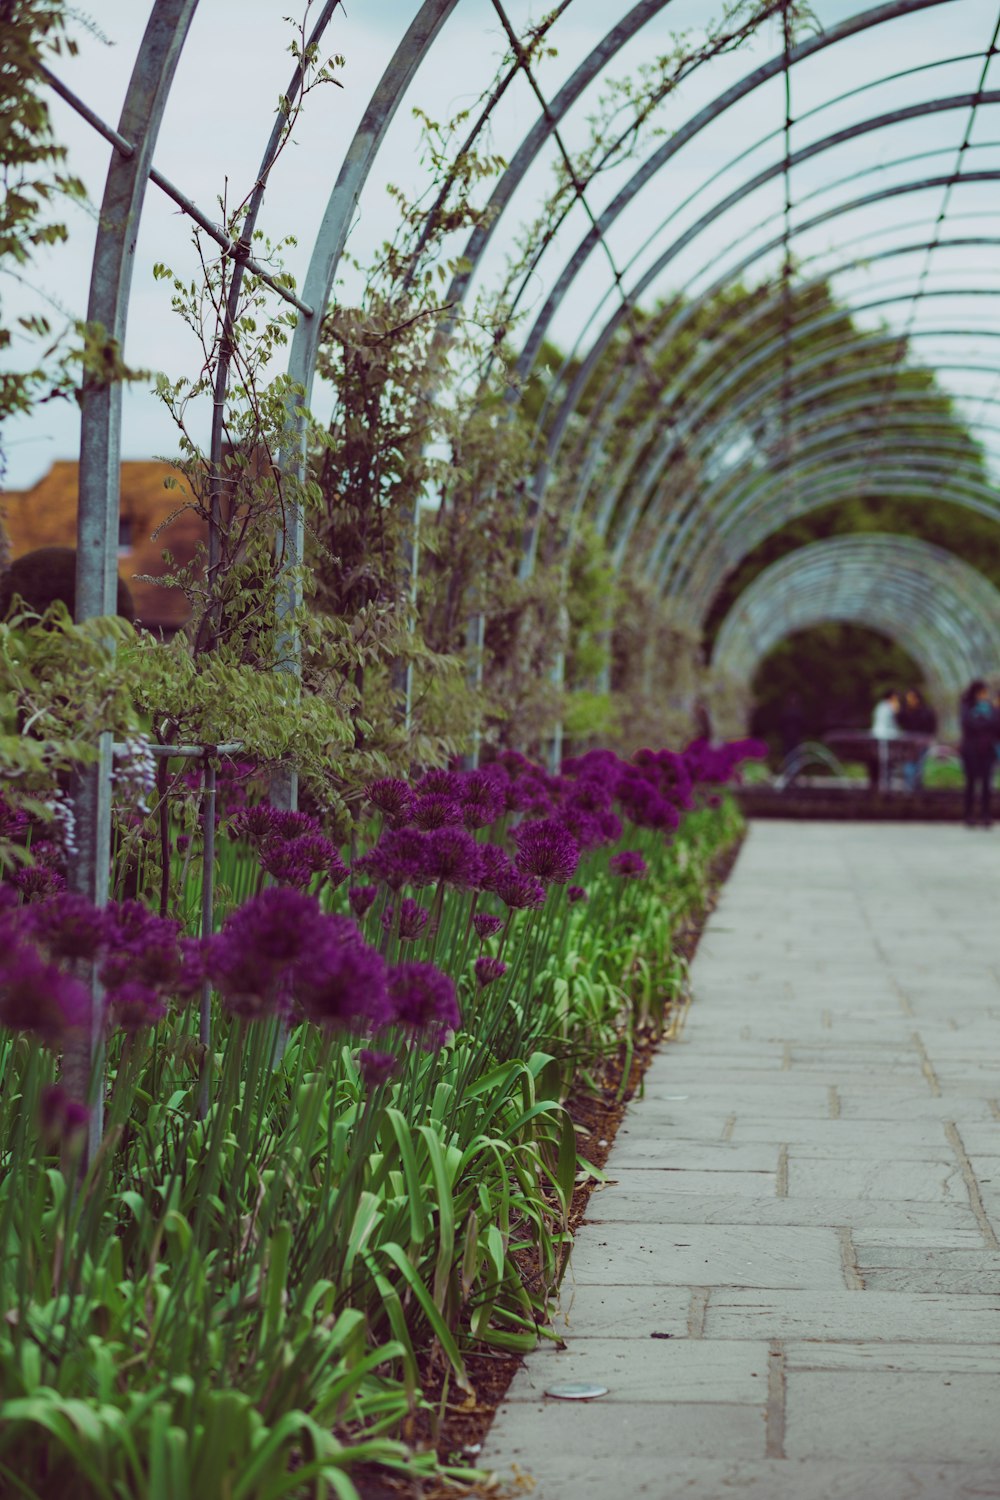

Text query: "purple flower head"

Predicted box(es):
[296, 925, 390, 1031]
[259, 839, 314, 888]
[100, 902, 183, 991]
[510, 776, 557, 818]
[176, 937, 208, 1000]
[415, 769, 463, 799]
[269, 809, 322, 841]
[561, 808, 605, 851]
[28, 892, 105, 963]
[476, 842, 514, 893]
[357, 828, 433, 891]
[365, 778, 413, 823]
[474, 955, 507, 989]
[0, 944, 89, 1041]
[348, 884, 378, 919]
[473, 913, 504, 940]
[382, 897, 430, 942]
[497, 749, 531, 776]
[388, 960, 460, 1047]
[39, 1084, 88, 1143]
[598, 808, 623, 844]
[12, 864, 65, 903]
[29, 840, 63, 869]
[410, 794, 462, 830]
[708, 793, 722, 809]
[425, 826, 483, 889]
[228, 804, 281, 843]
[0, 793, 29, 840]
[643, 797, 680, 834]
[108, 980, 167, 1032]
[565, 773, 615, 813]
[609, 850, 648, 880]
[358, 1048, 397, 1088]
[562, 749, 621, 780]
[207, 887, 324, 1015]
[494, 870, 546, 911]
[459, 770, 507, 830]
[513, 819, 580, 885]
[566, 885, 588, 905]
[176, 833, 191, 855]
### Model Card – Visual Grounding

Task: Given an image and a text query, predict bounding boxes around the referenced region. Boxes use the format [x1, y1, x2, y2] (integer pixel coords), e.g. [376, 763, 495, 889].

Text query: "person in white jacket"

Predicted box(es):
[870, 689, 900, 790]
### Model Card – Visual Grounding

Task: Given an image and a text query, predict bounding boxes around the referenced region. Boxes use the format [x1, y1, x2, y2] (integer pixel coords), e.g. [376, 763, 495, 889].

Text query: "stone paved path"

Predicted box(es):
[482, 822, 1000, 1498]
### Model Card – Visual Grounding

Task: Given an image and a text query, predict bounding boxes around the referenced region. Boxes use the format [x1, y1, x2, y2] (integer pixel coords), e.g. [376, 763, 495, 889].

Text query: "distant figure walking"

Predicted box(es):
[959, 680, 998, 829]
[869, 688, 900, 790]
[898, 687, 937, 792]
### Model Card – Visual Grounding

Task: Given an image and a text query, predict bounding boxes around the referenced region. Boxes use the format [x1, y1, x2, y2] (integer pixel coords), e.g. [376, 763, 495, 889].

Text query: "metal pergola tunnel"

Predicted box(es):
[18, 0, 1000, 909]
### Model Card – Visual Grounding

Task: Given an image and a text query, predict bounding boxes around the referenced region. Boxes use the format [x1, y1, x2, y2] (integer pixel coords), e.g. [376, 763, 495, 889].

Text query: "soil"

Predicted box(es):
[356, 833, 744, 1499]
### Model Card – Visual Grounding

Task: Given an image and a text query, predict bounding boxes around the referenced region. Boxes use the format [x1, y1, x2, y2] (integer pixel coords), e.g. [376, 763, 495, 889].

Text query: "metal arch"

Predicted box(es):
[570, 237, 1000, 534]
[507, 0, 955, 391]
[271, 0, 462, 808]
[71, 0, 199, 1151]
[594, 294, 1000, 554]
[680, 467, 1000, 625]
[615, 342, 1000, 586]
[642, 352, 1000, 589]
[711, 534, 1000, 731]
[683, 462, 1000, 611]
[522, 127, 1000, 546]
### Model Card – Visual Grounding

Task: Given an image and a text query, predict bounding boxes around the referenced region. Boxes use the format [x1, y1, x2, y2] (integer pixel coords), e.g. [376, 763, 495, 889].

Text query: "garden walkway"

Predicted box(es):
[482, 821, 1000, 1499]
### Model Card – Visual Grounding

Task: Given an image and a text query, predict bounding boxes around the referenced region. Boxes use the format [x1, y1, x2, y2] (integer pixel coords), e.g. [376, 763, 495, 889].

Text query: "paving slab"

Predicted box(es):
[483, 823, 1000, 1496]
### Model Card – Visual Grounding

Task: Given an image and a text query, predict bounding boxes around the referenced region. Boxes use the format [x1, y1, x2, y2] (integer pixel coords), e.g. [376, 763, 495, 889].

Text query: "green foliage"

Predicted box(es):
[0, 796, 743, 1498]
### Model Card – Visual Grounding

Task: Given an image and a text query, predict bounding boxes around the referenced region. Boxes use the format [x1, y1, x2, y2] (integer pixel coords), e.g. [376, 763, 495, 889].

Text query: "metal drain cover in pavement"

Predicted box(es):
[544, 1383, 609, 1400]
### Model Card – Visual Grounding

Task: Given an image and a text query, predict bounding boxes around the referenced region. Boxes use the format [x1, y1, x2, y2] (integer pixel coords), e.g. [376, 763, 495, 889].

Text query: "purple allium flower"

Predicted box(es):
[357, 828, 433, 891]
[259, 839, 314, 888]
[296, 928, 390, 1031]
[176, 937, 208, 999]
[472, 913, 504, 940]
[459, 770, 507, 830]
[561, 809, 604, 851]
[12, 864, 65, 902]
[474, 955, 507, 988]
[365, 778, 413, 823]
[0, 792, 30, 840]
[425, 826, 483, 888]
[513, 819, 580, 885]
[271, 809, 322, 840]
[29, 840, 63, 868]
[176, 834, 191, 854]
[348, 884, 378, 918]
[388, 960, 460, 1046]
[415, 769, 462, 799]
[566, 778, 613, 814]
[39, 1084, 88, 1143]
[358, 1048, 397, 1087]
[228, 804, 281, 843]
[566, 885, 588, 905]
[100, 902, 183, 991]
[410, 794, 462, 830]
[609, 850, 648, 879]
[0, 944, 89, 1041]
[476, 843, 514, 893]
[382, 897, 430, 941]
[206, 887, 323, 1015]
[27, 892, 105, 962]
[598, 809, 623, 844]
[108, 980, 167, 1032]
[493, 870, 546, 911]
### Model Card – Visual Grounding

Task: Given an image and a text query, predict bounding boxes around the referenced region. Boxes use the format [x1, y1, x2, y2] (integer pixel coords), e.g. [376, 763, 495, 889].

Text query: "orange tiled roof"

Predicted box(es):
[1, 460, 205, 628]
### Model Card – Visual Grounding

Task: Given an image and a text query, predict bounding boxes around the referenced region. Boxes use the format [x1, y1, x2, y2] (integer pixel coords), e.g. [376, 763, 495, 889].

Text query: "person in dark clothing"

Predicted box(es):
[959, 680, 998, 828]
[897, 688, 937, 792]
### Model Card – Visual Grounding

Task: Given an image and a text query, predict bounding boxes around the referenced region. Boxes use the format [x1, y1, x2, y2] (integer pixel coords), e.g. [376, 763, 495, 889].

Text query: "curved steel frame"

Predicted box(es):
[711, 534, 1000, 734]
[33, 0, 1000, 979]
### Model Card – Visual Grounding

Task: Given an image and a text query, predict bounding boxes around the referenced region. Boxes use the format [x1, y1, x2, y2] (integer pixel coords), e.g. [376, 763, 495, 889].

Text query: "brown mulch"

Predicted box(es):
[356, 833, 744, 1499]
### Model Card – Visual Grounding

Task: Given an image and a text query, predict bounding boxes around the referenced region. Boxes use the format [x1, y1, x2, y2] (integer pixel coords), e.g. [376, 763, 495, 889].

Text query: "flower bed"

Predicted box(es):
[0, 739, 759, 1498]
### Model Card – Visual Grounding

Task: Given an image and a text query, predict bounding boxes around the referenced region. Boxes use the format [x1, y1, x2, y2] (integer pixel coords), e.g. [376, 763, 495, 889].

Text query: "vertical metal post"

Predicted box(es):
[197, 759, 216, 1118]
[68, 0, 199, 1158]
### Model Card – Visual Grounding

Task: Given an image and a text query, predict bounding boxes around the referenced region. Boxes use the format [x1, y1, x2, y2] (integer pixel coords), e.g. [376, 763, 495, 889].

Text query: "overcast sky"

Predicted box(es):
[3, 0, 999, 489]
